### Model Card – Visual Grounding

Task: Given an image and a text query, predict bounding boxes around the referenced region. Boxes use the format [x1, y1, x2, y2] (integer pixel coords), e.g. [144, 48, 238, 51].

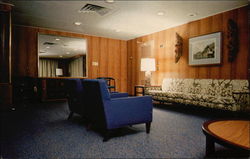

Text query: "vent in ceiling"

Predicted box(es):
[39, 50, 46, 54]
[43, 42, 57, 45]
[79, 3, 111, 16]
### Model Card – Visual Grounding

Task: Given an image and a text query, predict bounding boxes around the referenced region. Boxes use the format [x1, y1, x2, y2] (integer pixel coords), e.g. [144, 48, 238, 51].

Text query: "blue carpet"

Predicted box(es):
[1, 102, 249, 158]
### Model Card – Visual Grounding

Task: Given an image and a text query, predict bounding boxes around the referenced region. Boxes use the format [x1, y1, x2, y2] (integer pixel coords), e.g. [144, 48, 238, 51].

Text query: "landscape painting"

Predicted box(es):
[189, 32, 221, 66]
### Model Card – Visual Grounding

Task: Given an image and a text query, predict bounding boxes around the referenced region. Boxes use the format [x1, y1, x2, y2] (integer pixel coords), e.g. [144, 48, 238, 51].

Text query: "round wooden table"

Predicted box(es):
[202, 120, 250, 156]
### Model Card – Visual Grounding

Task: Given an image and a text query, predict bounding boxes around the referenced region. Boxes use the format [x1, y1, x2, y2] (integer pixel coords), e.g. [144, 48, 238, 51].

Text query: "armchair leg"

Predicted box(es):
[146, 122, 151, 134]
[68, 112, 74, 120]
[103, 130, 111, 142]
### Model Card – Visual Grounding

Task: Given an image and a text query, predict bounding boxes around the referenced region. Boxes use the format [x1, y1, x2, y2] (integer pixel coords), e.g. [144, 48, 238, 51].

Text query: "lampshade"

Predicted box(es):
[140, 58, 156, 72]
[56, 68, 63, 76]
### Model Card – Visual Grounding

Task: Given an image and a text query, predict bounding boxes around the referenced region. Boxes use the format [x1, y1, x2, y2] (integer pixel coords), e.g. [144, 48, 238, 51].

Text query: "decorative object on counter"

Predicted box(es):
[140, 58, 156, 86]
[189, 32, 221, 66]
[227, 19, 239, 62]
[175, 33, 183, 63]
[56, 68, 63, 77]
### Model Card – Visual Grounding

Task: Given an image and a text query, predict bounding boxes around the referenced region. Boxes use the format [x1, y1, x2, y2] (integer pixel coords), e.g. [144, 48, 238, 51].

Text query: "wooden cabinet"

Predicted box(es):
[0, 3, 13, 111]
[12, 77, 38, 107]
[39, 78, 67, 102]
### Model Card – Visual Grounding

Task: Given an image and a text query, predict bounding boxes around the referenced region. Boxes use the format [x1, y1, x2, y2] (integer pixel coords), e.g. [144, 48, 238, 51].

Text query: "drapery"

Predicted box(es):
[39, 59, 58, 77]
[69, 57, 83, 77]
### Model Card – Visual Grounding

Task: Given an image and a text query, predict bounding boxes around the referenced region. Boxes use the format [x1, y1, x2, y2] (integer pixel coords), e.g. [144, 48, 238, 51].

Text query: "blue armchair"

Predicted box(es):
[65, 79, 129, 120]
[65, 79, 85, 120]
[82, 79, 153, 141]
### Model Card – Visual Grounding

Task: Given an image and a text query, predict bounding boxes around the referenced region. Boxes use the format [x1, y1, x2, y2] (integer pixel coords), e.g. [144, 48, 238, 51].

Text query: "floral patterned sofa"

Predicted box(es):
[145, 78, 250, 112]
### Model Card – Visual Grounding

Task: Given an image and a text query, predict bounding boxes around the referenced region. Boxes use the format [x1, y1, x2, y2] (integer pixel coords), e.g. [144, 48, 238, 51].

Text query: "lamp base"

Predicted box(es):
[144, 71, 152, 86]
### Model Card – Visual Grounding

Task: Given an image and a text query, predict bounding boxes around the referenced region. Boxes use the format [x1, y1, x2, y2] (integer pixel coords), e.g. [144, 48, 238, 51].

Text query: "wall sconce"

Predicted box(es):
[140, 58, 156, 86]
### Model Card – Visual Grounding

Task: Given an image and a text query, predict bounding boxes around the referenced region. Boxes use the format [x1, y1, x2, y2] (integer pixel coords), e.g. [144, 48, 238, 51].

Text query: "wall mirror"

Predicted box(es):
[38, 33, 87, 78]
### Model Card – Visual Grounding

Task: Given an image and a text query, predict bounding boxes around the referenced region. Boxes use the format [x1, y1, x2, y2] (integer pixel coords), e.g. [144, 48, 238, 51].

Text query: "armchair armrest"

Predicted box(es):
[104, 96, 153, 129]
[110, 92, 129, 98]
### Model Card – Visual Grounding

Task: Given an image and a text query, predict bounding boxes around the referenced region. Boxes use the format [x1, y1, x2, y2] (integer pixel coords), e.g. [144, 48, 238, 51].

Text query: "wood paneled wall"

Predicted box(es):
[12, 26, 128, 92]
[127, 6, 249, 95]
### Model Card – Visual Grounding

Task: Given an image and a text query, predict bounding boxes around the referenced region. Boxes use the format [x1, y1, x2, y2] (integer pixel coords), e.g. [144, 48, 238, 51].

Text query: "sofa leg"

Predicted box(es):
[146, 122, 151, 134]
[103, 130, 111, 142]
[67, 112, 74, 120]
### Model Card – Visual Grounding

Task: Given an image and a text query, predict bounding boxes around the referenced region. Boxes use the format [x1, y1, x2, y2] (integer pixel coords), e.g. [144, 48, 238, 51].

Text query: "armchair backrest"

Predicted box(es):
[65, 78, 85, 114]
[97, 77, 116, 92]
[82, 79, 109, 128]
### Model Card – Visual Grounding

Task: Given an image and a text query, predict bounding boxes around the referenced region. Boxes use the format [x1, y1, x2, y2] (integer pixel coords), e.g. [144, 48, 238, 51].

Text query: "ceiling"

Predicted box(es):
[39, 34, 86, 59]
[9, 0, 248, 40]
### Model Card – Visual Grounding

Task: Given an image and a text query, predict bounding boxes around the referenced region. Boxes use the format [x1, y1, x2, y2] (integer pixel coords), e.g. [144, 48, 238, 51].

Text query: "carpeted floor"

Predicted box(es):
[1, 101, 249, 158]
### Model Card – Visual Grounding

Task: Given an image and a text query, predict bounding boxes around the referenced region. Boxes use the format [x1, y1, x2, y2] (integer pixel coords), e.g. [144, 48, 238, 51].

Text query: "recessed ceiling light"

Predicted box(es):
[105, 0, 114, 3]
[55, 38, 60, 41]
[188, 13, 198, 17]
[157, 11, 165, 16]
[59, 55, 63, 58]
[74, 48, 78, 51]
[66, 52, 70, 54]
[74, 22, 82, 26]
[46, 46, 50, 49]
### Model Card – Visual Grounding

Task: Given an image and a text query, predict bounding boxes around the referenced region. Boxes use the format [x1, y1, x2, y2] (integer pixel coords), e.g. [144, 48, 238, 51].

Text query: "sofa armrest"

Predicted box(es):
[232, 91, 250, 111]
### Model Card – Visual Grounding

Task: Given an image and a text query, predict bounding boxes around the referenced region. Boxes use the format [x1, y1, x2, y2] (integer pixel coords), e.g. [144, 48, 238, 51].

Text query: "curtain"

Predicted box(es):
[69, 57, 83, 77]
[39, 59, 58, 77]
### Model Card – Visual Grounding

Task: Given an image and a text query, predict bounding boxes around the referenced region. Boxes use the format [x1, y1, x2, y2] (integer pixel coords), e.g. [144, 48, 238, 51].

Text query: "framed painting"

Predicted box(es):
[189, 32, 222, 66]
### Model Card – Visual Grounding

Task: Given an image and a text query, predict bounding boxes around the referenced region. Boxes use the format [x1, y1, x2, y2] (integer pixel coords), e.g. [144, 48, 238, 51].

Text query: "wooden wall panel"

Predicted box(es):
[12, 26, 127, 92]
[90, 36, 100, 79]
[12, 26, 38, 77]
[127, 6, 249, 94]
[120, 41, 128, 92]
[127, 40, 133, 95]
[235, 7, 248, 79]
[99, 37, 108, 77]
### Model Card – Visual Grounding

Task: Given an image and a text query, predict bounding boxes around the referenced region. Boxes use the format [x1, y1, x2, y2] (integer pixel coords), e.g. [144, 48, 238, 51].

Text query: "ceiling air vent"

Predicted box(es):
[79, 3, 111, 16]
[43, 42, 57, 45]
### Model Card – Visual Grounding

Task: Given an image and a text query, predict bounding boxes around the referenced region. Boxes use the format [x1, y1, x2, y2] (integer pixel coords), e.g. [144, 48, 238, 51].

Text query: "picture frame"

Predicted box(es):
[189, 32, 222, 66]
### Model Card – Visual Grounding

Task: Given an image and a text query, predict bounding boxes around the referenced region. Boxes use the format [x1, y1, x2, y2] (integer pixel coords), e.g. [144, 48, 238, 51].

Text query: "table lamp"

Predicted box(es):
[56, 68, 63, 77]
[141, 58, 156, 86]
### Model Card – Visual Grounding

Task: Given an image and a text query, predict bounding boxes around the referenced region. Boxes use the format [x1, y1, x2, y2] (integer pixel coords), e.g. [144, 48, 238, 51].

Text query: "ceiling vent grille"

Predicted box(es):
[43, 42, 57, 45]
[79, 4, 111, 16]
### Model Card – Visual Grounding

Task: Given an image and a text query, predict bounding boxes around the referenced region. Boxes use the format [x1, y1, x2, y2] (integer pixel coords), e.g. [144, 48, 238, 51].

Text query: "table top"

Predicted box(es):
[134, 85, 145, 88]
[202, 120, 250, 151]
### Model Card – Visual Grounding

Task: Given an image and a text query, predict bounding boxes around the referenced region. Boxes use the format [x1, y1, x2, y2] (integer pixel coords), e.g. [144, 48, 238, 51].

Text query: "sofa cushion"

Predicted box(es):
[162, 79, 184, 93]
[147, 78, 249, 111]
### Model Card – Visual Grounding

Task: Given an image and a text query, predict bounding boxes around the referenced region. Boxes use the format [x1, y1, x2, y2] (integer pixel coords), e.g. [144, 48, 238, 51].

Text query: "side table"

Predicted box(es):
[134, 85, 145, 96]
